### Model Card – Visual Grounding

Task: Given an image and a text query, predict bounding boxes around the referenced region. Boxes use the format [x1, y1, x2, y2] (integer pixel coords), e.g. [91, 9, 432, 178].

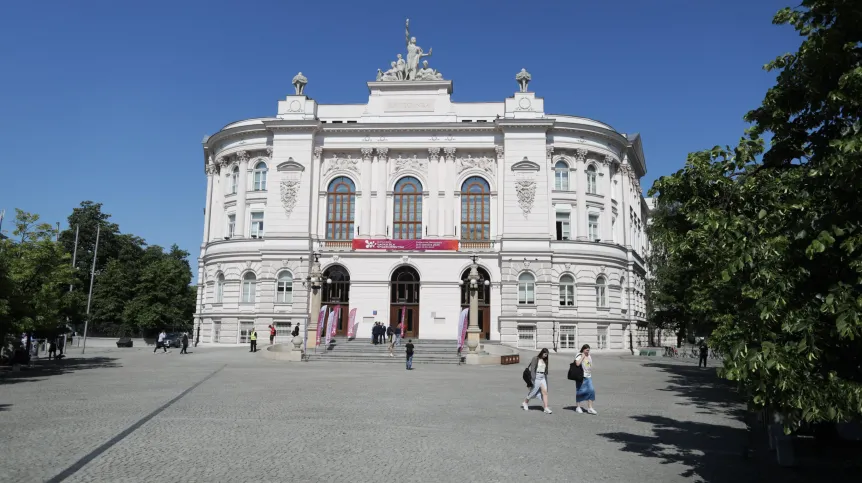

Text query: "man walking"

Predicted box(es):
[698, 339, 709, 369]
[249, 327, 258, 352]
[180, 333, 189, 354]
[154, 330, 169, 353]
[269, 324, 276, 345]
[405, 339, 415, 370]
[395, 323, 402, 347]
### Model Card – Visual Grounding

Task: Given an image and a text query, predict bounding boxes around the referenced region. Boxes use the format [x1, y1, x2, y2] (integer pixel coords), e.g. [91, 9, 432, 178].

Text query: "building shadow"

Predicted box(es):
[0, 404, 11, 411]
[642, 361, 745, 419]
[0, 357, 119, 385]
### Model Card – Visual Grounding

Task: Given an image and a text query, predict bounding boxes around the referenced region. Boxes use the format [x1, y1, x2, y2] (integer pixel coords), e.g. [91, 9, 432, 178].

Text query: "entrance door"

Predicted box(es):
[461, 266, 492, 340]
[322, 265, 350, 336]
[390, 306, 419, 338]
[391, 266, 421, 339]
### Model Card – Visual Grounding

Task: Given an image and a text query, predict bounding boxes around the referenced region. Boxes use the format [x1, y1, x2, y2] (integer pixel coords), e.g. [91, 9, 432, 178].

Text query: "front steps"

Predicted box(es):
[306, 338, 466, 364]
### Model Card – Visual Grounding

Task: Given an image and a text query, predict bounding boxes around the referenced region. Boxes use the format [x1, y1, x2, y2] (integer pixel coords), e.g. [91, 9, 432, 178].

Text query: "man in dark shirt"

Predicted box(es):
[405, 339, 415, 370]
[698, 340, 709, 368]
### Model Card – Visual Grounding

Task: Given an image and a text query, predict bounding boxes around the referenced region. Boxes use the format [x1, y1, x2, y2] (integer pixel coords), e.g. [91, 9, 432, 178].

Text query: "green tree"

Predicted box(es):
[648, 0, 862, 428]
[123, 245, 195, 332]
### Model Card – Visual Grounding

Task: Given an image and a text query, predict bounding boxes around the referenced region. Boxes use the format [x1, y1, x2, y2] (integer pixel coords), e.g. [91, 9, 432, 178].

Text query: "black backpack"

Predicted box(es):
[568, 356, 584, 385]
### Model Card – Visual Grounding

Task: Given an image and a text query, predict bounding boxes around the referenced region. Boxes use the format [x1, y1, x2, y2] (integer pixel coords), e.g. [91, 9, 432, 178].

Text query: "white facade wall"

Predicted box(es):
[194, 77, 649, 353]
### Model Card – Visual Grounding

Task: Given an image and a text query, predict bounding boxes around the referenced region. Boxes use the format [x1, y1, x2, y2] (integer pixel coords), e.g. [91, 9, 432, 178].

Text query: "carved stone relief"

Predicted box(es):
[393, 154, 428, 173]
[515, 179, 537, 218]
[324, 154, 360, 176]
[456, 154, 495, 175]
[280, 179, 301, 218]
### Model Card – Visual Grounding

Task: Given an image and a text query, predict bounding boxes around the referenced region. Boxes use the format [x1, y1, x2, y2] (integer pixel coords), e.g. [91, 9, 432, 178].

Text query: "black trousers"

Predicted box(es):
[181, 344, 188, 354]
[250, 340, 257, 352]
[154, 342, 167, 353]
[699, 355, 707, 368]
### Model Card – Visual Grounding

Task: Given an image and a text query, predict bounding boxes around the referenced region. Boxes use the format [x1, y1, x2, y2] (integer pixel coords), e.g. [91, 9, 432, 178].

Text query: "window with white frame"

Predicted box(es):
[241, 272, 256, 303]
[226, 214, 236, 238]
[250, 212, 264, 238]
[595, 276, 607, 308]
[275, 322, 292, 342]
[555, 211, 571, 241]
[211, 321, 221, 343]
[239, 321, 254, 343]
[586, 165, 598, 194]
[559, 274, 575, 306]
[518, 272, 535, 305]
[559, 324, 577, 350]
[252, 161, 267, 191]
[276, 271, 293, 304]
[230, 167, 239, 195]
[517, 325, 536, 349]
[597, 324, 609, 349]
[554, 161, 569, 191]
[215, 274, 225, 303]
[588, 214, 600, 241]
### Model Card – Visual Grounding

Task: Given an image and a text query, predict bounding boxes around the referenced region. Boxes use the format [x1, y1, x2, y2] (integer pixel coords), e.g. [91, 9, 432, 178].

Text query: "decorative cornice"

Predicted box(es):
[360, 147, 374, 160]
[443, 147, 456, 160]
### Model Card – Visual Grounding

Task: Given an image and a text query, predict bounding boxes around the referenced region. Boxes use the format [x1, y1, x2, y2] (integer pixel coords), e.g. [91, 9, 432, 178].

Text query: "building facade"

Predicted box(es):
[193, 29, 650, 352]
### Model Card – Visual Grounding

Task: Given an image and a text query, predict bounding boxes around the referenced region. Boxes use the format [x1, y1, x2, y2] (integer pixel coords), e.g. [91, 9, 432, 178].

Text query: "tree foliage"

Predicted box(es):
[648, 0, 862, 428]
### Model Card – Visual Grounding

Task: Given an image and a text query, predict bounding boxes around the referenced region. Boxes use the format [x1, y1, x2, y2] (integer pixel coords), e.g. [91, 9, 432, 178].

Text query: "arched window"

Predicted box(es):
[253, 161, 267, 191]
[393, 177, 422, 240]
[595, 276, 607, 308]
[322, 265, 351, 304]
[326, 177, 356, 240]
[587, 165, 598, 194]
[554, 161, 569, 191]
[518, 272, 535, 305]
[391, 266, 420, 304]
[230, 166, 239, 195]
[241, 272, 256, 303]
[276, 271, 293, 304]
[460, 176, 490, 241]
[215, 274, 225, 303]
[560, 274, 575, 306]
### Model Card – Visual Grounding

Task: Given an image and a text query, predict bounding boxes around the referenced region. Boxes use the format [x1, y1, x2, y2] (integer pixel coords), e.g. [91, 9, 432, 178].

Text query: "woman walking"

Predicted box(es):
[522, 348, 552, 414]
[574, 344, 597, 414]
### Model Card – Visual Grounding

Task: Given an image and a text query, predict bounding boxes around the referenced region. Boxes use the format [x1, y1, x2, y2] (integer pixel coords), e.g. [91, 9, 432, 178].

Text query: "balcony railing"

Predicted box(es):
[460, 241, 495, 251]
[320, 240, 352, 250]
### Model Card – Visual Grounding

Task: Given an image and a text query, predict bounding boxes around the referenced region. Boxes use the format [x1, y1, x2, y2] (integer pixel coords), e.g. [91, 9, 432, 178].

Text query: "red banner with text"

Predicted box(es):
[352, 238, 459, 251]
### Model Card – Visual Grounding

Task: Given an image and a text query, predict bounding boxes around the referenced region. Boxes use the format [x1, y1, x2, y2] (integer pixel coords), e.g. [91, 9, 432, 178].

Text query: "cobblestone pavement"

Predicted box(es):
[1, 346, 756, 483]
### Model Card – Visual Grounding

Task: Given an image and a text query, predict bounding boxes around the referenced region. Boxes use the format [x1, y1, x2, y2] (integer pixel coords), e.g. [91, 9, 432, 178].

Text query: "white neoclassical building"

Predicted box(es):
[193, 26, 650, 352]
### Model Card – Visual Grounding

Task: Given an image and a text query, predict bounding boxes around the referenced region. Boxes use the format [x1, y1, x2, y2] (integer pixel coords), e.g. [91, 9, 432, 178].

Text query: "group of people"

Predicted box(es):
[15, 333, 68, 363]
[153, 330, 190, 354]
[521, 345, 597, 415]
[371, 322, 401, 347]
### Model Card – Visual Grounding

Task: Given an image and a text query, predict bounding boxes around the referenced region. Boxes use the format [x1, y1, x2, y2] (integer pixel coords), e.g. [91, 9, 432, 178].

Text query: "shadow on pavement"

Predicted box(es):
[0, 404, 10, 411]
[642, 362, 745, 419]
[0, 357, 120, 385]
[599, 414, 758, 483]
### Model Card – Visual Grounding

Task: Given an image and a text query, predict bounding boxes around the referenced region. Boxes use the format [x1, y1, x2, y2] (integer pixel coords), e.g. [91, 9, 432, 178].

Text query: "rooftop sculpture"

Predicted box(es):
[376, 19, 444, 82]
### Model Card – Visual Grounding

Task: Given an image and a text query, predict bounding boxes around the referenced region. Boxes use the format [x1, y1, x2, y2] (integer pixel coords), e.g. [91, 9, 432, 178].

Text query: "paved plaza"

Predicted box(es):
[2, 346, 762, 482]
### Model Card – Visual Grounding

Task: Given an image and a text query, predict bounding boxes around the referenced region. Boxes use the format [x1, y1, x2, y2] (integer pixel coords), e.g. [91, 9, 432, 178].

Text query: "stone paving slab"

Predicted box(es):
[1, 347, 762, 482]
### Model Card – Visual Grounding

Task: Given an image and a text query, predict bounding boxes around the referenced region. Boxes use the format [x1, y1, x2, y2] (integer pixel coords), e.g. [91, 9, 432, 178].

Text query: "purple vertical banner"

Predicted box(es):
[400, 306, 407, 338]
[316, 305, 328, 346]
[330, 305, 340, 338]
[347, 308, 357, 339]
[457, 308, 469, 350]
[324, 309, 337, 346]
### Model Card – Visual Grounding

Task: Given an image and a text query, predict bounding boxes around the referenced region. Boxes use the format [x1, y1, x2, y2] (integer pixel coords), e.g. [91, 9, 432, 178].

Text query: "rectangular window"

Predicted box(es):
[588, 214, 600, 241]
[250, 212, 264, 238]
[230, 172, 238, 195]
[275, 322, 292, 343]
[517, 325, 536, 349]
[211, 321, 221, 343]
[239, 321, 254, 344]
[597, 325, 609, 349]
[518, 282, 535, 305]
[227, 214, 236, 238]
[559, 325, 577, 350]
[560, 283, 575, 306]
[555, 212, 571, 241]
[215, 280, 224, 303]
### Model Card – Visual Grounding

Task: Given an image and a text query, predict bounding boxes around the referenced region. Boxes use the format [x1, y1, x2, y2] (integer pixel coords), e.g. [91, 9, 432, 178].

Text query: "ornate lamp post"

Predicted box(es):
[305, 252, 329, 349]
[460, 253, 490, 355]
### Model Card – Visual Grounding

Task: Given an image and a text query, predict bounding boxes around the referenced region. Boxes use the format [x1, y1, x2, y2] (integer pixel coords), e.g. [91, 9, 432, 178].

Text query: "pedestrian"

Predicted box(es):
[154, 330, 169, 353]
[521, 348, 552, 414]
[573, 344, 597, 414]
[181, 333, 189, 354]
[388, 338, 395, 357]
[249, 327, 258, 352]
[292, 324, 300, 338]
[47, 337, 58, 360]
[395, 322, 402, 346]
[269, 324, 276, 345]
[698, 339, 708, 369]
[405, 339, 415, 370]
[387, 324, 394, 343]
[374, 323, 382, 345]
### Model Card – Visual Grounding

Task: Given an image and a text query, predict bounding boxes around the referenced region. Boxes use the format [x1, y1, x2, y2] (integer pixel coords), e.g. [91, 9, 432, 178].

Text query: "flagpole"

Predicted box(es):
[82, 224, 100, 355]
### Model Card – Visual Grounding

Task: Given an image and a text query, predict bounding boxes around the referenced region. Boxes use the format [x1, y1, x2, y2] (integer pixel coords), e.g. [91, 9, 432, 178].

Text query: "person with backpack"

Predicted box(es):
[521, 348, 552, 414]
[387, 324, 394, 344]
[573, 344, 597, 414]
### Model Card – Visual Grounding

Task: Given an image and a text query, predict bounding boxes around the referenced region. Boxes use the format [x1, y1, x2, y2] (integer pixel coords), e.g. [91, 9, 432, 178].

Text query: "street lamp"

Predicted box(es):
[305, 251, 325, 349]
[464, 253, 489, 357]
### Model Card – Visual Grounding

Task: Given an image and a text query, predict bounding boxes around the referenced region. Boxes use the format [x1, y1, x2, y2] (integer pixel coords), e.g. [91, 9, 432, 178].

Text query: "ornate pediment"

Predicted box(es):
[511, 157, 541, 173]
[277, 158, 305, 172]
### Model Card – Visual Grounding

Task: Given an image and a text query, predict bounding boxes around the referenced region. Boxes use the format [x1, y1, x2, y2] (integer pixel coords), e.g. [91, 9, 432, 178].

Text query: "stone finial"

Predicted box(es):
[292, 72, 307, 95]
[516, 68, 531, 92]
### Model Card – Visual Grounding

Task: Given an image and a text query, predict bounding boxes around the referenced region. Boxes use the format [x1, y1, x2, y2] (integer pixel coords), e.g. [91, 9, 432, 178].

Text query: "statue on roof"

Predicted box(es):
[376, 19, 443, 82]
[292, 72, 307, 95]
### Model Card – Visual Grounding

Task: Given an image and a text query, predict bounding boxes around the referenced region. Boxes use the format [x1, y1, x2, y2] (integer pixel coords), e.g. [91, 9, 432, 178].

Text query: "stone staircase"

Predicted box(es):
[305, 338, 464, 364]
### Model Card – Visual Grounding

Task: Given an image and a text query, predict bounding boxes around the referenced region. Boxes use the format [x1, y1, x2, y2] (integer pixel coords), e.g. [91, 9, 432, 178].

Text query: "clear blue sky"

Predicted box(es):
[1, 0, 799, 262]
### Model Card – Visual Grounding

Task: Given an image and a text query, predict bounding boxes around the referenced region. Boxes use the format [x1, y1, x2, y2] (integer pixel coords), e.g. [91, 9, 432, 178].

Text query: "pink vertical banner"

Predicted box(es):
[347, 308, 357, 338]
[400, 306, 407, 338]
[316, 305, 328, 346]
[324, 309, 336, 346]
[457, 308, 469, 350]
[330, 305, 340, 337]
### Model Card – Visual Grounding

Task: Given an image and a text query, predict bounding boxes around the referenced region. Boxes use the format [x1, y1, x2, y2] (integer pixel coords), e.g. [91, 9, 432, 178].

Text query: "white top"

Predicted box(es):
[158, 332, 166, 342]
[537, 359, 546, 374]
[576, 354, 592, 378]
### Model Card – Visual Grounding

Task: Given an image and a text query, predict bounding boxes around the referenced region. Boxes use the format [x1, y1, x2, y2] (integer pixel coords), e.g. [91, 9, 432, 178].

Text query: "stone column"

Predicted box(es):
[546, 145, 555, 238]
[306, 253, 323, 349]
[620, 163, 631, 247]
[202, 161, 215, 244]
[235, 151, 250, 238]
[360, 148, 373, 237]
[375, 148, 389, 237]
[495, 146, 505, 239]
[443, 147, 456, 237]
[574, 148, 588, 240]
[212, 157, 225, 239]
[602, 155, 614, 242]
[312, 147, 323, 239]
[427, 147, 440, 237]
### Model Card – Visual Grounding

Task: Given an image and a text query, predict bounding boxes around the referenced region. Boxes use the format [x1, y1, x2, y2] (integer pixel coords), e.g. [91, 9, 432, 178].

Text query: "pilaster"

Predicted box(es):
[443, 147, 456, 237]
[360, 147, 373, 236]
[575, 148, 588, 240]
[375, 147, 389, 237]
[428, 147, 440, 237]
[235, 151, 249, 237]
